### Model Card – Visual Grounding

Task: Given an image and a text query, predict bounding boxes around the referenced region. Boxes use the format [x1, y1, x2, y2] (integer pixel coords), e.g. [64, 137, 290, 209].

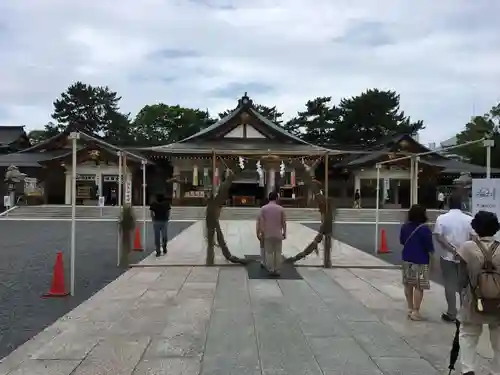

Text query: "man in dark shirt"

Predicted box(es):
[149, 194, 171, 257]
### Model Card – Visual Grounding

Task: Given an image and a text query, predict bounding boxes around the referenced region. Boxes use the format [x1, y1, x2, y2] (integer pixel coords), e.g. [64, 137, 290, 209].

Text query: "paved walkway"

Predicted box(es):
[0, 221, 497, 374]
[137, 220, 395, 267]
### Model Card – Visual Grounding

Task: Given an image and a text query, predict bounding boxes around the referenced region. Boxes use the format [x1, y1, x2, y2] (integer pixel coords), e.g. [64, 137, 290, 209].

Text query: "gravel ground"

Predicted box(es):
[0, 220, 194, 359]
[304, 223, 444, 285]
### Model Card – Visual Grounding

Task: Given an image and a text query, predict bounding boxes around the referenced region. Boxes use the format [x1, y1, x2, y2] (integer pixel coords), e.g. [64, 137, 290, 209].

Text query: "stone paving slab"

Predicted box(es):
[136, 220, 393, 267]
[2, 221, 499, 375]
[0, 263, 495, 375]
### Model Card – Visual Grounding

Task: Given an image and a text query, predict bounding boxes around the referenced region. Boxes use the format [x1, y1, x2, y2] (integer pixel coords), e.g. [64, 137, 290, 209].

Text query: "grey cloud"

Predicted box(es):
[207, 82, 275, 98]
[187, 0, 236, 9]
[332, 20, 394, 47]
[0, 0, 499, 146]
[149, 49, 200, 59]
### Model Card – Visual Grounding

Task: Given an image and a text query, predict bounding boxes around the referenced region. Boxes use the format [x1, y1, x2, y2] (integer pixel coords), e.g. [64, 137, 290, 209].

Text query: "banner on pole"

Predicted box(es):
[3, 195, 11, 208]
[124, 179, 132, 204]
[98, 196, 105, 207]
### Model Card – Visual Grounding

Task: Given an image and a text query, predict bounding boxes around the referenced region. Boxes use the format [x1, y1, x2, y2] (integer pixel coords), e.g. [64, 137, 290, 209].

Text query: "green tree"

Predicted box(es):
[131, 104, 215, 146]
[335, 89, 424, 146]
[285, 97, 341, 144]
[455, 108, 500, 167]
[27, 128, 52, 144]
[49, 82, 129, 137]
[104, 112, 135, 145]
[287, 90, 423, 146]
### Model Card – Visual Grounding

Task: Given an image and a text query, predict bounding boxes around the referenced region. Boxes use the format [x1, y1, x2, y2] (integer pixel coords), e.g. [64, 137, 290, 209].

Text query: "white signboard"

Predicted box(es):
[383, 178, 390, 201]
[124, 179, 132, 204]
[472, 179, 500, 216]
[472, 178, 500, 239]
[3, 196, 11, 208]
[98, 196, 105, 207]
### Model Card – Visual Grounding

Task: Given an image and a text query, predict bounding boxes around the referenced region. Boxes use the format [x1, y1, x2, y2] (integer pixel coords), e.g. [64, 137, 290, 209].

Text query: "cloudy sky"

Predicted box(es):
[0, 0, 499, 145]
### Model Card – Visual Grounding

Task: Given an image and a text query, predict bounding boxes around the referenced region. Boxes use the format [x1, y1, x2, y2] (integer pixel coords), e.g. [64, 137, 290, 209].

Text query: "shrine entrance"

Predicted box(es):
[229, 182, 265, 206]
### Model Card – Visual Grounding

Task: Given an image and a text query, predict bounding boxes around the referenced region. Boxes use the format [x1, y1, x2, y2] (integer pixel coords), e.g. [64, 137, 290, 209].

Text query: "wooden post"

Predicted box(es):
[323, 152, 332, 268]
[205, 149, 216, 266]
[212, 149, 217, 193]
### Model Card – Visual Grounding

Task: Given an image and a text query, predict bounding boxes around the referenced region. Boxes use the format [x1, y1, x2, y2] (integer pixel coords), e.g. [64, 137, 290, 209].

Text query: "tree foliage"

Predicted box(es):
[286, 89, 424, 146]
[285, 97, 341, 144]
[48, 82, 129, 139]
[30, 83, 429, 149]
[337, 89, 424, 145]
[27, 127, 54, 145]
[455, 106, 500, 167]
[131, 104, 215, 146]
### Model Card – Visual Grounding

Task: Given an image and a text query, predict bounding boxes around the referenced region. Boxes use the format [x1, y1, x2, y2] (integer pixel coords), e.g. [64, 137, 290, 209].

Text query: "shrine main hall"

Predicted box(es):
[0, 94, 495, 210]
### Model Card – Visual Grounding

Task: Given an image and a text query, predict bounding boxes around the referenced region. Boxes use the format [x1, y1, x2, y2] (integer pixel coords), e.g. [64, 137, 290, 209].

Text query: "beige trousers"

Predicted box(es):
[460, 322, 500, 373]
[263, 237, 283, 273]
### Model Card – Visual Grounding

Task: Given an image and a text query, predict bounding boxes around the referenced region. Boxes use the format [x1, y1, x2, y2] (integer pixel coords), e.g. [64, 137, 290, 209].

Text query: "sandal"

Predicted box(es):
[407, 310, 412, 319]
[409, 311, 422, 321]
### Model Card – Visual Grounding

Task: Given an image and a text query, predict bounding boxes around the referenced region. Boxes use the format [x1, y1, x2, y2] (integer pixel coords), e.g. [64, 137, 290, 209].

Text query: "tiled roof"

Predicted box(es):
[0, 150, 68, 167]
[0, 126, 26, 145]
[148, 140, 334, 156]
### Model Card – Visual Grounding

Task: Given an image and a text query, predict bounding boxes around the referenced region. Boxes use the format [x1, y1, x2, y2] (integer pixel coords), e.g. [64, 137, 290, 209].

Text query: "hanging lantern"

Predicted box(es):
[301, 157, 311, 172]
[203, 167, 209, 186]
[214, 167, 219, 187]
[256, 161, 264, 187]
[193, 165, 199, 186]
[279, 161, 285, 177]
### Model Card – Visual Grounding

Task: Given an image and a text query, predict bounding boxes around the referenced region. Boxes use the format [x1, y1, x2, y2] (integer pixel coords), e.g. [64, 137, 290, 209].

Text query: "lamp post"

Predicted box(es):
[117, 151, 123, 267]
[69, 131, 80, 296]
[484, 139, 495, 179]
[374, 163, 381, 255]
[414, 156, 420, 205]
[141, 160, 147, 249]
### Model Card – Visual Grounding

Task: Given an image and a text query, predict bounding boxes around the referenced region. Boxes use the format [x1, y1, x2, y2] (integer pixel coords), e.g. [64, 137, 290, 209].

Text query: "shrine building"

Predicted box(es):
[0, 94, 497, 210]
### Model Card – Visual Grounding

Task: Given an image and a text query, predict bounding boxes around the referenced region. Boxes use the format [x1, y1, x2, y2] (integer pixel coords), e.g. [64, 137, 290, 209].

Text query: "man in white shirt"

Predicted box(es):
[437, 191, 445, 210]
[433, 195, 473, 322]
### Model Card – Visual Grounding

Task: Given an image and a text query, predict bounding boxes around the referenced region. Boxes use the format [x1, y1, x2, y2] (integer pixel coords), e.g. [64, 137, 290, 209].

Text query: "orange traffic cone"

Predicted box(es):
[133, 227, 144, 252]
[43, 252, 69, 297]
[378, 229, 390, 254]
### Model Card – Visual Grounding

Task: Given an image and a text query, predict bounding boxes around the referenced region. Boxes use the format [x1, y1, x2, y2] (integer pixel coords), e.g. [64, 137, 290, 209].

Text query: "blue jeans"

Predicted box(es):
[153, 221, 168, 252]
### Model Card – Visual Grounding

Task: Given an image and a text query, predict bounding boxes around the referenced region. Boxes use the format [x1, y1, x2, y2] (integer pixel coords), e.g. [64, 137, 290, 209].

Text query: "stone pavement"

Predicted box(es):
[0, 221, 497, 375]
[137, 220, 396, 267]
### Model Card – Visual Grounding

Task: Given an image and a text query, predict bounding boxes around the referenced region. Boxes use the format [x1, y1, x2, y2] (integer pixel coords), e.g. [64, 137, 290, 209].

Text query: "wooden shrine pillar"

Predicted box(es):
[323, 153, 332, 268]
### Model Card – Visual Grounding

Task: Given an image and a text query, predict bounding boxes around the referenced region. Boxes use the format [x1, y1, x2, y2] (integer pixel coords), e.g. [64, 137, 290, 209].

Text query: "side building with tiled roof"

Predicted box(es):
[0, 126, 31, 154]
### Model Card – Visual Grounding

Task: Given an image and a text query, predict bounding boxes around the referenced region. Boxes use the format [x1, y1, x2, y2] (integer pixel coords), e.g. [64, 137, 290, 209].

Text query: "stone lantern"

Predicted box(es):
[4, 165, 27, 207]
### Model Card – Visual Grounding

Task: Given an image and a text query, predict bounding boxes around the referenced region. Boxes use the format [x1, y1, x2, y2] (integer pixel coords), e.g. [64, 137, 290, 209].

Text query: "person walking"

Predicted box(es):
[456, 211, 500, 375]
[434, 195, 474, 322]
[110, 188, 117, 206]
[149, 194, 171, 257]
[437, 191, 445, 210]
[400, 205, 435, 321]
[257, 191, 286, 276]
[353, 189, 361, 208]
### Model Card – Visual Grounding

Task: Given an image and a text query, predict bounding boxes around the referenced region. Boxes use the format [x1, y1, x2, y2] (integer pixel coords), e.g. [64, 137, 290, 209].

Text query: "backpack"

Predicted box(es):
[470, 239, 500, 314]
